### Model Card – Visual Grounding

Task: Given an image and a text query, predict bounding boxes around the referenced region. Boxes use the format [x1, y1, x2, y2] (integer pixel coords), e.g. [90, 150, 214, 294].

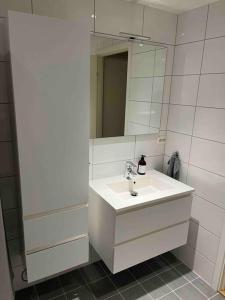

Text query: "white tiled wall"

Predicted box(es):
[165, 0, 225, 286]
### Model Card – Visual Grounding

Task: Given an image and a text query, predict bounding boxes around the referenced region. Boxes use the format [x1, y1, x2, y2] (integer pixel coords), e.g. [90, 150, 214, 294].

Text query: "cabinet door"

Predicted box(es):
[95, 0, 143, 36]
[9, 11, 90, 216]
[33, 0, 94, 32]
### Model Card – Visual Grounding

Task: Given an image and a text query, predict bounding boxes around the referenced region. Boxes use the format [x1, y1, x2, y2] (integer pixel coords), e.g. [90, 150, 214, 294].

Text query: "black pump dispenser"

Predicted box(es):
[138, 155, 146, 175]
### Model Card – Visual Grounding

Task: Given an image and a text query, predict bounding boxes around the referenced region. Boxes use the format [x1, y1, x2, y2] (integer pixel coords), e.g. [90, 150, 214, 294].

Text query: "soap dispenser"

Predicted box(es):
[138, 155, 146, 175]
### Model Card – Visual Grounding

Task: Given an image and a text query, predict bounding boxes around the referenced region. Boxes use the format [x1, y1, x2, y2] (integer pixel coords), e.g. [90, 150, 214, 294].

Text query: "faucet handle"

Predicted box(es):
[126, 161, 137, 168]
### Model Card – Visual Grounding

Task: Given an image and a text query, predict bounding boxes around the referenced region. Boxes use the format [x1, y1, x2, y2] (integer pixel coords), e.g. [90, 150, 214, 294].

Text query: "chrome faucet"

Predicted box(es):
[125, 161, 138, 196]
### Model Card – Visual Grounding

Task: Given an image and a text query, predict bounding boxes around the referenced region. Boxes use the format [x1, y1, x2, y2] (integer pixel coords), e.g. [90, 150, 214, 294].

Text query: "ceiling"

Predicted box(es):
[126, 0, 219, 13]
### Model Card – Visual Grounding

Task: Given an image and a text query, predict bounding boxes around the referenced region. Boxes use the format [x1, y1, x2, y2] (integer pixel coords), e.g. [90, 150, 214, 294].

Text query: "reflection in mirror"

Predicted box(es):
[90, 34, 167, 139]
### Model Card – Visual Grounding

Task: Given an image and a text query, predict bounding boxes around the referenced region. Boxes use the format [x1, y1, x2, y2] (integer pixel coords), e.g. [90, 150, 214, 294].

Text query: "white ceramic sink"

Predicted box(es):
[89, 170, 194, 213]
[108, 175, 173, 194]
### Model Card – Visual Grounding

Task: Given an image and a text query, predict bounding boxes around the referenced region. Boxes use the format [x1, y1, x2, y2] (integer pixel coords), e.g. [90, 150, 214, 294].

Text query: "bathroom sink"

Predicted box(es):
[89, 170, 194, 213]
[108, 175, 173, 195]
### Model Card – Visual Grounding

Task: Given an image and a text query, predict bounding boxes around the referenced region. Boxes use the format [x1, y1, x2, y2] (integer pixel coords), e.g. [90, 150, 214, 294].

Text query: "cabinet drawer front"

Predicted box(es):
[113, 222, 189, 273]
[24, 206, 88, 253]
[26, 236, 89, 282]
[115, 195, 192, 244]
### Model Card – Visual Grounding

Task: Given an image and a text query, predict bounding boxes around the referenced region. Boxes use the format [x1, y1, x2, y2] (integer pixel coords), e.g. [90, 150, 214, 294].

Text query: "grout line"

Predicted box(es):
[167, 103, 225, 110]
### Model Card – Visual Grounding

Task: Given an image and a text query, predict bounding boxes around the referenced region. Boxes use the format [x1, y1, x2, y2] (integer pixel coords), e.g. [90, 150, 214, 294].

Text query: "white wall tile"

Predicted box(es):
[131, 51, 155, 77]
[191, 195, 225, 237]
[125, 122, 158, 135]
[0, 177, 17, 210]
[206, 0, 225, 39]
[187, 165, 225, 209]
[127, 101, 151, 126]
[0, 18, 9, 61]
[135, 134, 164, 158]
[198, 74, 225, 108]
[143, 6, 177, 44]
[173, 42, 204, 75]
[0, 0, 32, 17]
[0, 104, 11, 141]
[165, 131, 192, 163]
[190, 137, 225, 177]
[176, 6, 208, 44]
[93, 136, 135, 164]
[193, 107, 225, 143]
[165, 46, 174, 76]
[202, 37, 225, 74]
[146, 155, 163, 171]
[89, 139, 93, 163]
[170, 75, 199, 106]
[160, 104, 169, 131]
[152, 77, 164, 103]
[175, 244, 215, 285]
[92, 160, 126, 179]
[163, 76, 171, 103]
[188, 220, 220, 263]
[150, 103, 162, 128]
[167, 105, 195, 135]
[154, 49, 166, 76]
[129, 78, 153, 101]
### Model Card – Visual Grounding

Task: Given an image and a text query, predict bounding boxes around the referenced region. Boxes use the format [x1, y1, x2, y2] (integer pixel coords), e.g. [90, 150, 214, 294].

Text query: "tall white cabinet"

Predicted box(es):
[8, 11, 90, 282]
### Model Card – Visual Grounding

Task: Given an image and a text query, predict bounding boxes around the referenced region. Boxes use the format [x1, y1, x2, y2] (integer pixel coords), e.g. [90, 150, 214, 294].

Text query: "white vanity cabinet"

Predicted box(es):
[95, 0, 143, 36]
[8, 11, 90, 282]
[89, 172, 193, 273]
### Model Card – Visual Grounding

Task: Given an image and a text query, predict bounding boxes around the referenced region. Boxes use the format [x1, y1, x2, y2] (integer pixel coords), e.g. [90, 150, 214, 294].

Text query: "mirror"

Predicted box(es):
[90, 34, 167, 139]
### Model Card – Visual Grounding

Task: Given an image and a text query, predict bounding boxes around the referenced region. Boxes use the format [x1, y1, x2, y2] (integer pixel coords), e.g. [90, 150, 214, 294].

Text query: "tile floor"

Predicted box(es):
[15, 252, 223, 300]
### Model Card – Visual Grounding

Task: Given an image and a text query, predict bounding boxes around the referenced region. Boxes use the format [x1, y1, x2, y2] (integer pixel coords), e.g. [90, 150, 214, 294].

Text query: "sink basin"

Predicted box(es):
[108, 176, 173, 194]
[89, 170, 194, 213]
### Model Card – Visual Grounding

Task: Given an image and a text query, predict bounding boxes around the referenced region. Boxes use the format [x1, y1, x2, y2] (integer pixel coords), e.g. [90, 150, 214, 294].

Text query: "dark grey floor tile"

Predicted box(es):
[15, 286, 38, 300]
[89, 277, 117, 299]
[141, 276, 171, 299]
[211, 293, 225, 300]
[160, 292, 180, 300]
[66, 286, 95, 300]
[36, 278, 64, 300]
[148, 257, 171, 276]
[159, 269, 188, 290]
[60, 269, 85, 292]
[175, 263, 198, 281]
[192, 278, 217, 298]
[107, 294, 123, 300]
[121, 284, 152, 300]
[176, 283, 207, 300]
[80, 262, 107, 283]
[161, 252, 180, 267]
[98, 260, 111, 275]
[129, 261, 155, 282]
[51, 296, 67, 300]
[109, 269, 136, 291]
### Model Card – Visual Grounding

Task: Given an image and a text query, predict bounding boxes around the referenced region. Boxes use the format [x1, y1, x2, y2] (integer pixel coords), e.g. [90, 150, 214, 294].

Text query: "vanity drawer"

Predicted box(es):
[24, 205, 88, 253]
[115, 195, 192, 244]
[26, 236, 89, 282]
[113, 222, 189, 273]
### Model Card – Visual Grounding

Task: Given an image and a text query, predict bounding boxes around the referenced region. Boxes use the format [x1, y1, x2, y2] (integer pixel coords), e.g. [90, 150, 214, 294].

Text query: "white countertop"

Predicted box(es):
[89, 170, 194, 213]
